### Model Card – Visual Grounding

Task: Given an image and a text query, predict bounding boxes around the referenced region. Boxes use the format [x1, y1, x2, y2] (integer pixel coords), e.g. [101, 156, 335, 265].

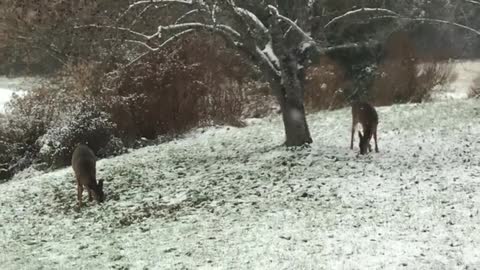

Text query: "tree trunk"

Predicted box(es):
[278, 91, 312, 146]
[274, 54, 313, 147]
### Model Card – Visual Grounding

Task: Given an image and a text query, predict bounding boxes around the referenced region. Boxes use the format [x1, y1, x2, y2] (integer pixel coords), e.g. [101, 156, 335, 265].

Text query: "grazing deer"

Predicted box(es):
[72, 144, 104, 207]
[350, 101, 379, 155]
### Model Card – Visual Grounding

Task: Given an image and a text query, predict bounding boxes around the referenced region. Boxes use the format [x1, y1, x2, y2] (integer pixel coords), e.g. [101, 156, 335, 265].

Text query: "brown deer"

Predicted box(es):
[72, 144, 104, 207]
[350, 101, 379, 155]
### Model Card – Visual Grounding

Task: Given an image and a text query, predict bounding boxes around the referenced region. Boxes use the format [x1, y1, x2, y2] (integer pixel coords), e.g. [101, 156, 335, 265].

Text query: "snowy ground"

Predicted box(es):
[1, 99, 480, 269]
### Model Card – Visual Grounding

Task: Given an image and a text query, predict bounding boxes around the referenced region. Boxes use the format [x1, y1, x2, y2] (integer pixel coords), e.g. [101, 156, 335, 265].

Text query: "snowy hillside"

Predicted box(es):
[1, 99, 480, 269]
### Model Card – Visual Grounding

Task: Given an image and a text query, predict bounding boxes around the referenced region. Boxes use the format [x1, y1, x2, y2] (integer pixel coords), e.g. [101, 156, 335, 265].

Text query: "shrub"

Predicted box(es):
[113, 51, 207, 138]
[304, 56, 350, 111]
[0, 34, 258, 180]
[416, 61, 458, 101]
[111, 35, 256, 138]
[369, 31, 457, 105]
[371, 60, 457, 105]
[469, 74, 480, 99]
[36, 101, 120, 169]
[241, 81, 278, 119]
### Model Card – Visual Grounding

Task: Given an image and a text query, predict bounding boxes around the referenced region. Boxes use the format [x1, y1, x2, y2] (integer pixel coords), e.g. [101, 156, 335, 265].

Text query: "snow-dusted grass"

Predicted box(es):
[1, 99, 480, 269]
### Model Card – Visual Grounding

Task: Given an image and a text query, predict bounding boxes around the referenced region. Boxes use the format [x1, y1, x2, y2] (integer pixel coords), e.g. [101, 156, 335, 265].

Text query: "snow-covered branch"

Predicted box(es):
[157, 23, 241, 39]
[158, 29, 195, 48]
[234, 7, 269, 34]
[126, 29, 195, 67]
[175, 9, 202, 24]
[319, 41, 381, 55]
[129, 0, 195, 9]
[324, 8, 400, 28]
[464, 0, 480, 6]
[74, 24, 156, 40]
[116, 39, 157, 51]
[267, 5, 314, 43]
[256, 46, 281, 77]
[404, 17, 480, 36]
[367, 15, 480, 37]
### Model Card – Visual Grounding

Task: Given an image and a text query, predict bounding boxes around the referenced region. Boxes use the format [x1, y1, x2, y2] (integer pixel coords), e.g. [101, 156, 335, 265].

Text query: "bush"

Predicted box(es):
[241, 81, 278, 119]
[369, 31, 457, 105]
[371, 60, 457, 105]
[304, 56, 350, 112]
[0, 34, 258, 180]
[416, 61, 458, 101]
[110, 35, 255, 138]
[0, 61, 123, 178]
[0, 114, 40, 180]
[36, 101, 120, 169]
[469, 74, 480, 99]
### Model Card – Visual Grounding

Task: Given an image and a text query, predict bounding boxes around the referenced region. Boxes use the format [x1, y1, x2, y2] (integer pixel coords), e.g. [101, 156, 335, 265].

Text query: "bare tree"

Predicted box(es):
[83, 0, 479, 146]
[93, 0, 327, 146]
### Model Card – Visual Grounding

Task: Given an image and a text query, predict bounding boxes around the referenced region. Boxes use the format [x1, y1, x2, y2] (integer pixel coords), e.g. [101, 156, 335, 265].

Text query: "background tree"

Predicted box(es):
[90, 1, 355, 146]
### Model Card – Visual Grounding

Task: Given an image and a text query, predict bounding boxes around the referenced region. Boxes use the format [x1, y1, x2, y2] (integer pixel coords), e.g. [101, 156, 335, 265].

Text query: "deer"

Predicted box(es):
[350, 101, 379, 155]
[72, 144, 104, 207]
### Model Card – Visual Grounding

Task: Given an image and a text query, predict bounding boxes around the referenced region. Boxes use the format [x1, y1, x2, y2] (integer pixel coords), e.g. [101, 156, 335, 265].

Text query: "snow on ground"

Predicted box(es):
[1, 99, 480, 269]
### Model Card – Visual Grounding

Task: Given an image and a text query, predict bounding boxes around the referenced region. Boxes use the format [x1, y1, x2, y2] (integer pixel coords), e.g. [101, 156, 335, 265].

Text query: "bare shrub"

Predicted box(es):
[113, 51, 206, 138]
[1, 33, 257, 179]
[111, 34, 256, 137]
[416, 61, 458, 101]
[177, 34, 256, 126]
[371, 31, 417, 105]
[37, 101, 119, 169]
[201, 80, 248, 127]
[304, 56, 349, 112]
[371, 31, 457, 105]
[371, 60, 457, 105]
[241, 81, 278, 119]
[469, 74, 480, 99]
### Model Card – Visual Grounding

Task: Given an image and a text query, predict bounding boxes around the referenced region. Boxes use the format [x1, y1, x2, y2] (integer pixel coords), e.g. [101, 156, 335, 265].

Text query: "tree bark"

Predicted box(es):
[278, 91, 312, 146]
[274, 53, 312, 147]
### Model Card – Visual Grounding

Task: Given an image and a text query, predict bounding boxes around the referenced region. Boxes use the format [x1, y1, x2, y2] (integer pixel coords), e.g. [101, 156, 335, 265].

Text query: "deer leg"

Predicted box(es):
[374, 126, 379, 153]
[87, 188, 93, 202]
[350, 124, 355, 150]
[77, 184, 84, 207]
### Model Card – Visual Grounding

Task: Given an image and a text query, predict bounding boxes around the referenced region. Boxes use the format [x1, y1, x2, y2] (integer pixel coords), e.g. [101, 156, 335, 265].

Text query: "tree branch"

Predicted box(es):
[74, 24, 156, 40]
[156, 23, 241, 39]
[464, 0, 480, 6]
[368, 15, 480, 36]
[324, 8, 400, 28]
[125, 29, 195, 67]
[267, 5, 314, 43]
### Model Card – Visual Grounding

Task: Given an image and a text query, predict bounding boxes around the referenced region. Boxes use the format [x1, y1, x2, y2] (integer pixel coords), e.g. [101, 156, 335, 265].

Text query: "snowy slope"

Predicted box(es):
[1, 99, 480, 269]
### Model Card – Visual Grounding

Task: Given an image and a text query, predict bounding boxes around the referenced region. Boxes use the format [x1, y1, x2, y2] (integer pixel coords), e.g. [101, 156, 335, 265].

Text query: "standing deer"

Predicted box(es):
[350, 101, 379, 155]
[72, 144, 104, 207]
